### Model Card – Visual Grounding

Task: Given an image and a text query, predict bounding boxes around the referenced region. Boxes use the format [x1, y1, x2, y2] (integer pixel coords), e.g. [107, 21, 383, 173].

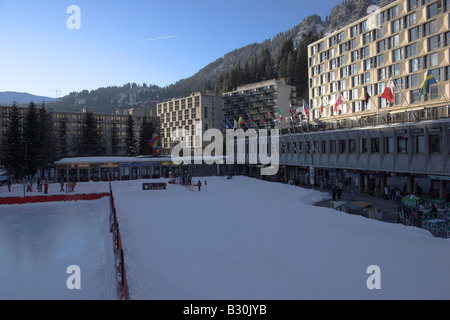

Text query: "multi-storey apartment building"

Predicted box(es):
[269, 0, 450, 202]
[156, 91, 223, 153]
[0, 105, 157, 158]
[222, 79, 298, 129]
[308, 0, 450, 122]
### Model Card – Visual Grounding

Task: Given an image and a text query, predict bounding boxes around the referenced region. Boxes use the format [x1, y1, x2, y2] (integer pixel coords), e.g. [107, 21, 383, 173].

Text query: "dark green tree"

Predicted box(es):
[79, 112, 104, 156]
[2, 101, 24, 179]
[139, 116, 157, 155]
[23, 102, 41, 177]
[125, 115, 137, 156]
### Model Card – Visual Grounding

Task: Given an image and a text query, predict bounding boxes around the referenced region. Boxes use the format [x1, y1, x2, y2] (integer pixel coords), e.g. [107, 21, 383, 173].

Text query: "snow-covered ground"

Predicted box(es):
[0, 198, 117, 299]
[112, 176, 450, 300]
[1, 176, 449, 300]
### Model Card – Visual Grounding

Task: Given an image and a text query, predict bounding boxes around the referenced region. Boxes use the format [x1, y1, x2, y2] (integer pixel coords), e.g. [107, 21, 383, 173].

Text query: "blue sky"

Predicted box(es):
[0, 0, 343, 97]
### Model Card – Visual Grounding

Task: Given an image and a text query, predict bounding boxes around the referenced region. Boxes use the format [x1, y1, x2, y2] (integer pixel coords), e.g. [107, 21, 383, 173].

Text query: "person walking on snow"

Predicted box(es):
[44, 179, 49, 194]
[197, 180, 202, 192]
[7, 179, 12, 192]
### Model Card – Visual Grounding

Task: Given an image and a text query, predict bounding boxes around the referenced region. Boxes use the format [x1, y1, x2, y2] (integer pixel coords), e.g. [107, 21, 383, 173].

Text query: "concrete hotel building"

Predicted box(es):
[276, 0, 450, 201]
[222, 79, 297, 130]
[156, 91, 223, 154]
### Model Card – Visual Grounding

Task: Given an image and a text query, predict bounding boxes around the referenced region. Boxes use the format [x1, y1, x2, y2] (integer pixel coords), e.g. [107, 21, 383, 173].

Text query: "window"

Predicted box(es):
[425, 52, 439, 68]
[389, 34, 400, 48]
[375, 54, 384, 67]
[339, 140, 346, 153]
[390, 64, 400, 77]
[427, 3, 438, 19]
[423, 20, 437, 36]
[410, 89, 421, 103]
[428, 35, 440, 51]
[322, 141, 328, 153]
[408, 0, 419, 11]
[405, 12, 416, 27]
[384, 137, 394, 153]
[409, 27, 420, 41]
[359, 138, 368, 153]
[349, 139, 356, 153]
[391, 19, 403, 33]
[397, 136, 408, 153]
[429, 134, 440, 153]
[405, 43, 418, 58]
[392, 48, 402, 62]
[377, 39, 387, 52]
[413, 135, 424, 153]
[410, 57, 422, 72]
[371, 138, 380, 153]
[406, 74, 418, 88]
[330, 140, 336, 154]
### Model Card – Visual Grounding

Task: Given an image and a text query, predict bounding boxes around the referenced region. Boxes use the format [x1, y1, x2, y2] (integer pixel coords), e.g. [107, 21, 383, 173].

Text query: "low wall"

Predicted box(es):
[0, 193, 110, 205]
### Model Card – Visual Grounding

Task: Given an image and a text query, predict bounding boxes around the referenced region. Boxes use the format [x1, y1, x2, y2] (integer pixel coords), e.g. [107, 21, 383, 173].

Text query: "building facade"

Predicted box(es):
[307, 0, 450, 123]
[222, 79, 298, 130]
[273, 0, 450, 201]
[156, 91, 223, 153]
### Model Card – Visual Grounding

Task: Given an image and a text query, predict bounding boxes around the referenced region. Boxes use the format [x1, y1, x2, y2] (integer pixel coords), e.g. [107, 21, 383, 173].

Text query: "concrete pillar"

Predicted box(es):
[380, 172, 386, 197]
[407, 174, 414, 194]
[358, 171, 364, 193]
[439, 180, 446, 200]
[284, 166, 288, 183]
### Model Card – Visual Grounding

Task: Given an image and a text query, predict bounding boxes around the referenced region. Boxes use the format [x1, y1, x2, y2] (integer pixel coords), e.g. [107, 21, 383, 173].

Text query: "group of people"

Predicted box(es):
[331, 185, 343, 201]
[59, 179, 76, 193]
[23, 178, 49, 194]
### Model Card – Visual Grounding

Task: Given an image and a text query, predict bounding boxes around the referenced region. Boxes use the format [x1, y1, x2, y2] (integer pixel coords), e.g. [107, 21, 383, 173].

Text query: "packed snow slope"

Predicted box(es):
[113, 176, 450, 300]
[0, 198, 117, 299]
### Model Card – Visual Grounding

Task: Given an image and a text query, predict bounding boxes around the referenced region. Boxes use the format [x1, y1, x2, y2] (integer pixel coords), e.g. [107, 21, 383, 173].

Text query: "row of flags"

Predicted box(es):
[220, 69, 443, 129]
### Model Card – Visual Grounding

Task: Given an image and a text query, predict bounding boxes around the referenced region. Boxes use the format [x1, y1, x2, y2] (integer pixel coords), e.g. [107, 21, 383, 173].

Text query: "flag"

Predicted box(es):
[381, 78, 396, 104]
[277, 106, 283, 122]
[303, 100, 309, 117]
[256, 111, 264, 124]
[247, 113, 253, 127]
[364, 87, 370, 105]
[226, 119, 232, 129]
[238, 116, 244, 128]
[419, 70, 437, 97]
[290, 104, 296, 119]
[334, 92, 344, 112]
[320, 97, 326, 115]
[266, 108, 275, 123]
[233, 119, 238, 129]
[220, 122, 226, 132]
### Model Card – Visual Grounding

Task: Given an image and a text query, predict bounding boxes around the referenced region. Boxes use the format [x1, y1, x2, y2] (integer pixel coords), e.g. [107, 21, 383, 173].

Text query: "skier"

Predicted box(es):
[204, 179, 207, 191]
[44, 179, 49, 194]
[197, 180, 202, 192]
[7, 178, 12, 192]
[26, 180, 33, 192]
[37, 179, 42, 192]
[60, 180, 65, 192]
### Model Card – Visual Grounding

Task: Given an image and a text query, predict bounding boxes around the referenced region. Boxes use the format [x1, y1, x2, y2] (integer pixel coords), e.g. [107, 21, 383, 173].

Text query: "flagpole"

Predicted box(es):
[391, 78, 419, 121]
[435, 84, 450, 117]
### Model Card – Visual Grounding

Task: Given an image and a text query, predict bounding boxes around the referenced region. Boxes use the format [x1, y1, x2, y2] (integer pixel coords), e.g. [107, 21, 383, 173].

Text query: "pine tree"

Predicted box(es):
[2, 101, 24, 179]
[79, 112, 104, 156]
[139, 116, 157, 155]
[23, 102, 41, 177]
[125, 115, 137, 156]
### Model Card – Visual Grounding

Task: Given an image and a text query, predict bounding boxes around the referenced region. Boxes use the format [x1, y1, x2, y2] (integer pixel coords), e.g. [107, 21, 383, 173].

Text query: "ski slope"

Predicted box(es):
[0, 198, 117, 299]
[112, 176, 450, 300]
